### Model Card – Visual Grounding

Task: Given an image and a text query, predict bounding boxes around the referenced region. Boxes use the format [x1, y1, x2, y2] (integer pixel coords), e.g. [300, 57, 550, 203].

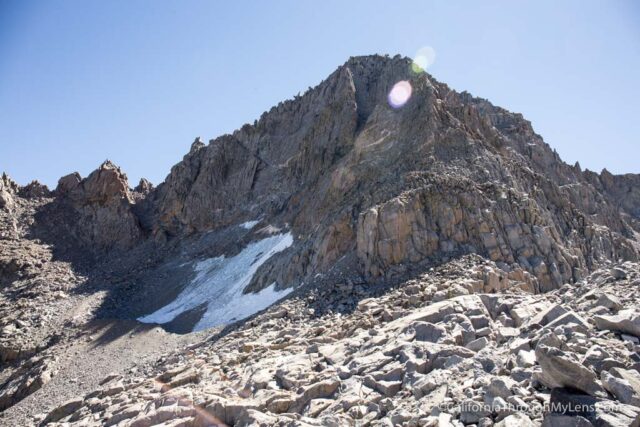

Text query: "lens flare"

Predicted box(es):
[388, 80, 412, 109]
[411, 46, 436, 73]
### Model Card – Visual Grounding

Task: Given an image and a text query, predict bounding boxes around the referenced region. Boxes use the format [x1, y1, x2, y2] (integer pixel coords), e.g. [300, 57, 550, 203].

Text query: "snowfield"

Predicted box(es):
[138, 232, 293, 331]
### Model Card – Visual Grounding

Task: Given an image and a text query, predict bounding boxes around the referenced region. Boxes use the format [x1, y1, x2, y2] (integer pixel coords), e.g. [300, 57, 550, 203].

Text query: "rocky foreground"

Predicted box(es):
[30, 257, 640, 426]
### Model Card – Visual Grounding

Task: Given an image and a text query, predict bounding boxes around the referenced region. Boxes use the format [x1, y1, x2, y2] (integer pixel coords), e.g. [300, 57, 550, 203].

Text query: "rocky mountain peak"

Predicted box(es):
[134, 178, 154, 195]
[82, 160, 132, 204]
[56, 171, 82, 194]
[189, 137, 205, 154]
[56, 161, 132, 204]
[18, 181, 50, 199]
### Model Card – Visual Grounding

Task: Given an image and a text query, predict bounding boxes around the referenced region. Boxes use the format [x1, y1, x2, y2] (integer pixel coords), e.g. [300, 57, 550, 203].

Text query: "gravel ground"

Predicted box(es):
[1, 314, 208, 426]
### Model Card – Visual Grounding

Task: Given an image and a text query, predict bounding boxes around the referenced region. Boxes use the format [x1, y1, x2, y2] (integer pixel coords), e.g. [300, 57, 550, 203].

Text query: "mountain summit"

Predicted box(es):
[1, 55, 640, 425]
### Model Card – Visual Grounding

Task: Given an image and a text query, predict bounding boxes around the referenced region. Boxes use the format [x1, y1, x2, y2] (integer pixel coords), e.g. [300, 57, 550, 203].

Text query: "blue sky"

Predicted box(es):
[1, 1, 639, 187]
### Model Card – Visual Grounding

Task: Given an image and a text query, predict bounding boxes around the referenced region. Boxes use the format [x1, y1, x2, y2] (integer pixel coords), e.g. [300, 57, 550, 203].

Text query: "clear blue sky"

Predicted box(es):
[1, 1, 639, 187]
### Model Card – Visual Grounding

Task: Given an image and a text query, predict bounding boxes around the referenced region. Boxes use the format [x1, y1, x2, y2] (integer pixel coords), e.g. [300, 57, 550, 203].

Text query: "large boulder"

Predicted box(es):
[595, 310, 640, 338]
[535, 344, 606, 397]
[56, 172, 82, 194]
[602, 368, 640, 407]
[548, 388, 640, 427]
[59, 161, 132, 204]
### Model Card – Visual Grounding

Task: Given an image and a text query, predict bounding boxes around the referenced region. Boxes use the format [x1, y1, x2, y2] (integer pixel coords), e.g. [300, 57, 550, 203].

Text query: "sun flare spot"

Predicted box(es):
[411, 46, 436, 73]
[388, 80, 412, 109]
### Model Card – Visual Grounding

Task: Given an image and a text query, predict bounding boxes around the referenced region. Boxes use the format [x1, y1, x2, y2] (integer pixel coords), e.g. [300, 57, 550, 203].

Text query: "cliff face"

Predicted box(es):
[148, 64, 359, 236]
[16, 55, 639, 292]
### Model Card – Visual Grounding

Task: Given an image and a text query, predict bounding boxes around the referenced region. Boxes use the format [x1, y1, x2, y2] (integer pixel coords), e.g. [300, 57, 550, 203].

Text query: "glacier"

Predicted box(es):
[138, 232, 293, 331]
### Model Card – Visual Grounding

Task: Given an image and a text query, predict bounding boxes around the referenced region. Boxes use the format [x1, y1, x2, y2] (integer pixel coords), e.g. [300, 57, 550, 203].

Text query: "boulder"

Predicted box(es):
[495, 413, 536, 427]
[542, 414, 594, 427]
[582, 345, 613, 374]
[526, 304, 568, 329]
[601, 368, 640, 407]
[129, 405, 196, 427]
[611, 267, 628, 280]
[466, 337, 489, 352]
[516, 350, 536, 368]
[42, 398, 84, 424]
[548, 387, 640, 427]
[201, 396, 259, 425]
[384, 299, 457, 332]
[485, 377, 516, 402]
[363, 376, 401, 397]
[235, 409, 280, 426]
[55, 172, 81, 194]
[411, 322, 447, 343]
[535, 344, 606, 397]
[595, 310, 640, 338]
[412, 369, 451, 399]
[543, 311, 589, 331]
[419, 384, 447, 415]
[596, 293, 623, 312]
[459, 399, 492, 425]
[510, 301, 550, 327]
[289, 377, 340, 413]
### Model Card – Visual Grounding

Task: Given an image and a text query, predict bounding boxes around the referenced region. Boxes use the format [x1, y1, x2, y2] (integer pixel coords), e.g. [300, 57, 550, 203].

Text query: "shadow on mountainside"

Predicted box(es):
[21, 198, 418, 346]
[16, 198, 188, 345]
[22, 192, 542, 348]
[23, 198, 315, 343]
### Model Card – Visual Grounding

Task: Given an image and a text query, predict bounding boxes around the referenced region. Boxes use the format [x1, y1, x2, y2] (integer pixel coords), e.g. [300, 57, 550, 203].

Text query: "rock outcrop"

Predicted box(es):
[44, 160, 143, 252]
[0, 173, 17, 211]
[133, 178, 153, 195]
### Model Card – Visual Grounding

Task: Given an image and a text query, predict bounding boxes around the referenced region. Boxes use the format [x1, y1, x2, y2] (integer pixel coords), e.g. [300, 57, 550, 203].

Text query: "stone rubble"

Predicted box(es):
[35, 258, 640, 426]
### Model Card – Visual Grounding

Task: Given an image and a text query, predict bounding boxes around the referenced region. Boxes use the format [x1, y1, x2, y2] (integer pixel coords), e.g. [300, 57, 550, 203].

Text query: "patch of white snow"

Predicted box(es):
[239, 220, 259, 230]
[138, 232, 293, 331]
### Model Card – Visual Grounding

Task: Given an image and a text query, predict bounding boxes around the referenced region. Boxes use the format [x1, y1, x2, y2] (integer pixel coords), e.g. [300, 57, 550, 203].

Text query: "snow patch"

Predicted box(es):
[138, 232, 293, 331]
[240, 220, 259, 230]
